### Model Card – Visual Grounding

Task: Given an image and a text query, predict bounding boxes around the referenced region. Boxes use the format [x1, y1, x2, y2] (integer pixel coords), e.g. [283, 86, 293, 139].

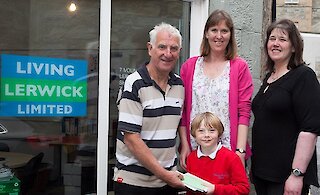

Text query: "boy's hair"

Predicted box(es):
[191, 112, 224, 137]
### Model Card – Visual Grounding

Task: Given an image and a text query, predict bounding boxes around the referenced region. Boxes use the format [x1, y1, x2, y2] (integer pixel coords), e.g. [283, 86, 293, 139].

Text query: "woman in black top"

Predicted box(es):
[251, 19, 320, 195]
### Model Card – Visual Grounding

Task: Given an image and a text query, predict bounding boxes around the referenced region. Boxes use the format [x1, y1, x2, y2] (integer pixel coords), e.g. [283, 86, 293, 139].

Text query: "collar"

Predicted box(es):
[138, 62, 178, 85]
[197, 142, 222, 160]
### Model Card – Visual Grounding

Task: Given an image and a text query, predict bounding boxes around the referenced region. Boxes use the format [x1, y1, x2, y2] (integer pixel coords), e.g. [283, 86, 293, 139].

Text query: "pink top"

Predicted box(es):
[180, 56, 254, 159]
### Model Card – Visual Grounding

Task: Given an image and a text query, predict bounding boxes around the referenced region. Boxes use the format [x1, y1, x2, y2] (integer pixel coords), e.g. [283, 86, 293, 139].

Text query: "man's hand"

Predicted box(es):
[124, 133, 185, 189]
[160, 170, 185, 189]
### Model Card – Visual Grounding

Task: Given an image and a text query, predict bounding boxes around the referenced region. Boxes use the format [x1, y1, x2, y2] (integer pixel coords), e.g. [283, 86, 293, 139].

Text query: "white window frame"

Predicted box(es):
[98, 0, 111, 194]
[189, 0, 209, 56]
[98, 0, 209, 194]
[285, 0, 299, 4]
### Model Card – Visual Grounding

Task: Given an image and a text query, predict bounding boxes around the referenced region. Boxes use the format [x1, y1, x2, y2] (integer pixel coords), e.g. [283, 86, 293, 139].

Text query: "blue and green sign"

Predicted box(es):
[0, 54, 87, 116]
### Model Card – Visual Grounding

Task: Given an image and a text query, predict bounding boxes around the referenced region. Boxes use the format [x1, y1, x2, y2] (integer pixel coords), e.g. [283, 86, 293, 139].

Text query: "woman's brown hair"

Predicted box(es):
[264, 19, 304, 73]
[200, 9, 238, 60]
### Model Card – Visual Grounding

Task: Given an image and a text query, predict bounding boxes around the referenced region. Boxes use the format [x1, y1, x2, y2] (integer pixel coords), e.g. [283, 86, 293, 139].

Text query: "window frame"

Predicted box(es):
[285, 0, 299, 4]
[98, 0, 209, 194]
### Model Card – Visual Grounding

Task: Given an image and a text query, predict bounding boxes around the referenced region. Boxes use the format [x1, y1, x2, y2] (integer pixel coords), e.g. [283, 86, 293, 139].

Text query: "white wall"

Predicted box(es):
[301, 33, 320, 76]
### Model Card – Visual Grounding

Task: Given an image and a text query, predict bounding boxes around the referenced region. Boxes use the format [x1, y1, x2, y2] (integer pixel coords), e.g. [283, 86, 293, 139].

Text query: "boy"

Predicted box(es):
[186, 112, 250, 195]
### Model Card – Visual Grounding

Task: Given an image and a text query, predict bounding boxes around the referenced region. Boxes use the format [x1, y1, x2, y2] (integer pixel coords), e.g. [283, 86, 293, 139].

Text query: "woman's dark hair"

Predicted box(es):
[200, 9, 237, 59]
[264, 19, 304, 73]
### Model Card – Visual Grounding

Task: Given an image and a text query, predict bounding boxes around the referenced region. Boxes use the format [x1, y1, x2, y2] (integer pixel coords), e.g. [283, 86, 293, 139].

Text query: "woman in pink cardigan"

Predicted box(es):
[179, 10, 254, 170]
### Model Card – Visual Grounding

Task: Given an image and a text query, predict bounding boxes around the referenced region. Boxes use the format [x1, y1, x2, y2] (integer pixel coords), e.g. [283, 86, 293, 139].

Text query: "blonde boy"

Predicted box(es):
[186, 112, 250, 195]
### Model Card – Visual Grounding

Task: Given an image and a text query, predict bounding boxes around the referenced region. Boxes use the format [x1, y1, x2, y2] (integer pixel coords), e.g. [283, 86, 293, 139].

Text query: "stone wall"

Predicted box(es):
[276, 0, 320, 33]
[313, 0, 320, 32]
[209, 0, 264, 96]
[276, 1, 312, 32]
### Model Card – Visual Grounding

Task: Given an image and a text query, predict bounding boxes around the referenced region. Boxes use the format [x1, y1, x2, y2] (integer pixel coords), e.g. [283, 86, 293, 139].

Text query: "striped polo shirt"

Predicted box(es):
[114, 64, 184, 188]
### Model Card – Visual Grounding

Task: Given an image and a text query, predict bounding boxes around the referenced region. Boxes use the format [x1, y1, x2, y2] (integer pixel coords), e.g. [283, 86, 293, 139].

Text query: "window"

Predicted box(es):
[0, 1, 99, 194]
[108, 0, 191, 192]
[285, 0, 299, 4]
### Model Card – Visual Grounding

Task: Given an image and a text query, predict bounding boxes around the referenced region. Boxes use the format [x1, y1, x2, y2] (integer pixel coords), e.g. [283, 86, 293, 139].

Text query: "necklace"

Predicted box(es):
[270, 72, 278, 81]
[270, 69, 289, 82]
[264, 69, 290, 93]
[263, 85, 269, 93]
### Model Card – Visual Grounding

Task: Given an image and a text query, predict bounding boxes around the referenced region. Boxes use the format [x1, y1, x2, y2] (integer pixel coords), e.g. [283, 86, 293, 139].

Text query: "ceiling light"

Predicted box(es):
[68, 2, 77, 12]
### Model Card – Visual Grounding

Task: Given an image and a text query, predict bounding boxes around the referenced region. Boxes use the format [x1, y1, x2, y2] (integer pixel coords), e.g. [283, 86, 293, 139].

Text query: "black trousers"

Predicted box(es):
[114, 182, 181, 195]
[252, 175, 309, 195]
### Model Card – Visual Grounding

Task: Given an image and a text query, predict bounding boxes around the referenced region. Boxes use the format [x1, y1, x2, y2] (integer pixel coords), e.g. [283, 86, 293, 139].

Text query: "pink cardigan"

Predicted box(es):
[180, 56, 254, 159]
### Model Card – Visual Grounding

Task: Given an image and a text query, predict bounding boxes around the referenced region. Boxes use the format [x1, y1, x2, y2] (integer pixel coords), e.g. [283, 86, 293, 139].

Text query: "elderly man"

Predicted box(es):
[113, 22, 185, 195]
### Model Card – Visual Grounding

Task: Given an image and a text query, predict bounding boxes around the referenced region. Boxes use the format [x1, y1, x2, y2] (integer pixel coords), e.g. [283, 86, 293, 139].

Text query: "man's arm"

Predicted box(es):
[284, 131, 317, 195]
[124, 132, 184, 188]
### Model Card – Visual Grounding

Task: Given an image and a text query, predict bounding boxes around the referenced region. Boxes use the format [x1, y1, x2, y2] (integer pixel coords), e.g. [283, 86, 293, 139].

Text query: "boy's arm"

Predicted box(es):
[214, 156, 250, 194]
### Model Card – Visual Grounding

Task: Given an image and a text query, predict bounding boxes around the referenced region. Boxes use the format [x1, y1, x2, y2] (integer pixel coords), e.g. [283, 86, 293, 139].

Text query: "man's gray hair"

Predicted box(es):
[149, 22, 182, 48]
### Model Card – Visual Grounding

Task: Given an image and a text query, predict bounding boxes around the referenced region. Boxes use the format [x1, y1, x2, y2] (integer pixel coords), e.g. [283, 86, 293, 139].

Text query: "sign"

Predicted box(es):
[0, 54, 87, 116]
[118, 66, 136, 89]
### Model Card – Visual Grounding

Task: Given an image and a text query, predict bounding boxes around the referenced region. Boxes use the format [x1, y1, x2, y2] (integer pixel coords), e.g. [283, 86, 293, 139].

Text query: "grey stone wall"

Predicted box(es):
[276, 0, 320, 33]
[209, 0, 264, 95]
[313, 0, 320, 32]
[276, 5, 312, 32]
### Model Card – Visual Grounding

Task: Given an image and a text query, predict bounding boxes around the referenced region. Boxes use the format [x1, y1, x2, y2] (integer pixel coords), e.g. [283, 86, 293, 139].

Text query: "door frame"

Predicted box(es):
[97, 0, 208, 194]
[97, 0, 111, 194]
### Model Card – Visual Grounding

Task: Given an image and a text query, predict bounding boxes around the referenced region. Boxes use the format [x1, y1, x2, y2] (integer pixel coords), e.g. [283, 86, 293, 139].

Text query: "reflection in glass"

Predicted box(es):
[0, 0, 99, 194]
[109, 0, 191, 192]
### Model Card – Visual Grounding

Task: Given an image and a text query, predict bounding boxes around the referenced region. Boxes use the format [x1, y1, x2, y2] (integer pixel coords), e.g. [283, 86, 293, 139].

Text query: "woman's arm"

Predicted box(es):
[179, 57, 197, 170]
[178, 126, 190, 171]
[236, 124, 249, 166]
[284, 131, 317, 195]
[235, 59, 253, 164]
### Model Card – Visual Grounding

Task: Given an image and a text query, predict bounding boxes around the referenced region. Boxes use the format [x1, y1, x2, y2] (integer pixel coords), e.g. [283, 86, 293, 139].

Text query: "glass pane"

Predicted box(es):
[109, 0, 191, 192]
[0, 0, 99, 194]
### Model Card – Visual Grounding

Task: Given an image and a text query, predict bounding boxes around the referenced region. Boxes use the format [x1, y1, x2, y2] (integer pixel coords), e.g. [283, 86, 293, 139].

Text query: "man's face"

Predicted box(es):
[147, 30, 181, 74]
